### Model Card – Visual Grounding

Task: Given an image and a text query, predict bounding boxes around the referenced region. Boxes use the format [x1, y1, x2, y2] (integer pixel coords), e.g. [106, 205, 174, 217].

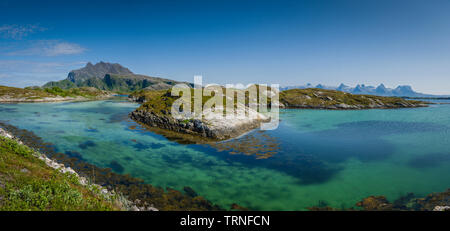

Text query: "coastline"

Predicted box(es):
[0, 85, 115, 103]
[129, 108, 269, 141]
[0, 94, 114, 103]
[127, 88, 430, 142]
[0, 126, 147, 211]
[281, 103, 429, 110]
[1, 103, 449, 211]
[0, 121, 225, 211]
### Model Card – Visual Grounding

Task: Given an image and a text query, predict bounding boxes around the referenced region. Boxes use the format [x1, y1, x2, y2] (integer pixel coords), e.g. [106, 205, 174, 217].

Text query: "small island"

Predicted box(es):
[0, 62, 447, 212]
[0, 85, 112, 102]
[128, 87, 428, 141]
[0, 62, 429, 142]
[279, 88, 428, 109]
[129, 89, 270, 141]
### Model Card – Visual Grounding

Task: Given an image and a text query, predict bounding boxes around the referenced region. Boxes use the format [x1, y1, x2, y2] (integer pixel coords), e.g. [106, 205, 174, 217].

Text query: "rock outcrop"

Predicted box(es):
[279, 88, 429, 110]
[130, 107, 270, 141]
[0, 85, 113, 102]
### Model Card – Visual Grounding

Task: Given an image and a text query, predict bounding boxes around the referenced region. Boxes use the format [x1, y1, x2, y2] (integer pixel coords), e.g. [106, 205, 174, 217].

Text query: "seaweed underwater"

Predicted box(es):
[0, 121, 230, 211]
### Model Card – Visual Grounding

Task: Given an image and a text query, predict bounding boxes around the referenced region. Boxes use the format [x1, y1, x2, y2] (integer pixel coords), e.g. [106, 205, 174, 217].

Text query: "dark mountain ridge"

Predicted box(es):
[43, 62, 187, 93]
[67, 61, 133, 83]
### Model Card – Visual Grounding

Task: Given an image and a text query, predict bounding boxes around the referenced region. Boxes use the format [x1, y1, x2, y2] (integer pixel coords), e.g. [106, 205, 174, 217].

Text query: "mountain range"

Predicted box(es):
[43, 62, 187, 93]
[43, 62, 444, 97]
[281, 83, 442, 97]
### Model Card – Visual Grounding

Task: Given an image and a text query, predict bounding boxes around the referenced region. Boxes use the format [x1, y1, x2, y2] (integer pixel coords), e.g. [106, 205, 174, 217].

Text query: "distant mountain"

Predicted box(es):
[281, 83, 436, 97]
[67, 62, 133, 83]
[43, 62, 187, 93]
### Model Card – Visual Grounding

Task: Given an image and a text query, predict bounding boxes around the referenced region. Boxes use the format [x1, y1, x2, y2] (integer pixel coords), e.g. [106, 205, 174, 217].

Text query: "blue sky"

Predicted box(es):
[1, 0, 450, 94]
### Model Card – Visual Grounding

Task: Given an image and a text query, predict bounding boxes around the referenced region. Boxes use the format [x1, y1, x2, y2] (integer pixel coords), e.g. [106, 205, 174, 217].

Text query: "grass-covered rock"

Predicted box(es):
[128, 87, 428, 141]
[0, 85, 112, 102]
[279, 88, 428, 109]
[129, 88, 270, 141]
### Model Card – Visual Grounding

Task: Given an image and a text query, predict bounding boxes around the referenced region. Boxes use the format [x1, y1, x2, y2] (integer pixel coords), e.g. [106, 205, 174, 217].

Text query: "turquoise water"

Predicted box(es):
[1, 99, 449, 210]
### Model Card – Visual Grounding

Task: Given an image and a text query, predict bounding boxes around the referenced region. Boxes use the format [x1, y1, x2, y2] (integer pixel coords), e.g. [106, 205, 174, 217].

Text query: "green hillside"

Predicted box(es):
[42, 62, 186, 93]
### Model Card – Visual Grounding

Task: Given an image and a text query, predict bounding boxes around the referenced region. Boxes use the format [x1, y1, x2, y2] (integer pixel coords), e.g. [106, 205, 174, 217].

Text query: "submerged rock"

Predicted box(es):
[354, 189, 450, 211]
[183, 186, 198, 198]
[356, 196, 393, 211]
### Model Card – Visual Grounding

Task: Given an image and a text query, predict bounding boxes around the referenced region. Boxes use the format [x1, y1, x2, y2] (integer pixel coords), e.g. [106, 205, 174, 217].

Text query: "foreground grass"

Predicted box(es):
[0, 136, 120, 211]
[1, 122, 224, 211]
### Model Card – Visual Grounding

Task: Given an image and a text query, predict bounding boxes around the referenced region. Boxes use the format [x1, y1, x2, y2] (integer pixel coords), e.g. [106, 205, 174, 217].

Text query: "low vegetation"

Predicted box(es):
[0, 136, 120, 211]
[0, 123, 224, 211]
[40, 86, 110, 98]
[0, 85, 55, 99]
[0, 85, 111, 102]
[129, 89, 175, 114]
[130, 87, 427, 114]
[129, 85, 277, 114]
[279, 88, 427, 109]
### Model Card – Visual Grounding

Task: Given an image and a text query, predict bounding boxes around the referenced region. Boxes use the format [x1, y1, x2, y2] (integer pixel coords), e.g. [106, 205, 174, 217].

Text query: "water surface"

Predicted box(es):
[1, 99, 449, 210]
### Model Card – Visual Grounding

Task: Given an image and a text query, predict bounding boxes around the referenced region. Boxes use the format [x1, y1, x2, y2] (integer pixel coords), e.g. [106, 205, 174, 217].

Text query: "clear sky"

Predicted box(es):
[1, 0, 450, 94]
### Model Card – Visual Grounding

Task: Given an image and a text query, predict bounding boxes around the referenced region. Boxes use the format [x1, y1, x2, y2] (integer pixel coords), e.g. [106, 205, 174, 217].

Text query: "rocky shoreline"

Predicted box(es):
[309, 191, 450, 211]
[128, 88, 272, 141]
[0, 126, 157, 211]
[0, 122, 224, 211]
[0, 85, 115, 103]
[128, 87, 430, 142]
[279, 88, 429, 110]
[130, 109, 270, 141]
[0, 94, 114, 103]
[282, 101, 429, 110]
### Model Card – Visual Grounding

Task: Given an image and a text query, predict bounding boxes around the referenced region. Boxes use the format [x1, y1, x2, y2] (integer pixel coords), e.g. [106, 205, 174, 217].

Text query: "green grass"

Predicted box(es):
[279, 88, 426, 108]
[131, 87, 425, 116]
[0, 85, 110, 100]
[0, 136, 121, 211]
[130, 86, 272, 116]
[0, 86, 54, 99]
[42, 86, 109, 98]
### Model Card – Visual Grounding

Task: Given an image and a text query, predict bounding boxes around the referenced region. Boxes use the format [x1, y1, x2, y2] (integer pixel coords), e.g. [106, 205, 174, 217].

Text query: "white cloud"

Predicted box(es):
[7, 40, 86, 56]
[0, 24, 47, 39]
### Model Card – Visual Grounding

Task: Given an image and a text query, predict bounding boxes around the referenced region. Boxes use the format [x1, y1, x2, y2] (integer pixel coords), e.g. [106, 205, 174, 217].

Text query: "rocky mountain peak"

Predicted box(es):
[67, 61, 134, 83]
[375, 84, 387, 93]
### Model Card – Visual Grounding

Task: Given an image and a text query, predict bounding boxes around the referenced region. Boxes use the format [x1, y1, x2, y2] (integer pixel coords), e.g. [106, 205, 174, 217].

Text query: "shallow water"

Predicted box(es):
[1, 99, 449, 210]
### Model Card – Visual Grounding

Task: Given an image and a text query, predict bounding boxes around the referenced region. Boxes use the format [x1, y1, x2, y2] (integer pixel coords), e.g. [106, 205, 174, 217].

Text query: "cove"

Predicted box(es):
[0, 98, 449, 210]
